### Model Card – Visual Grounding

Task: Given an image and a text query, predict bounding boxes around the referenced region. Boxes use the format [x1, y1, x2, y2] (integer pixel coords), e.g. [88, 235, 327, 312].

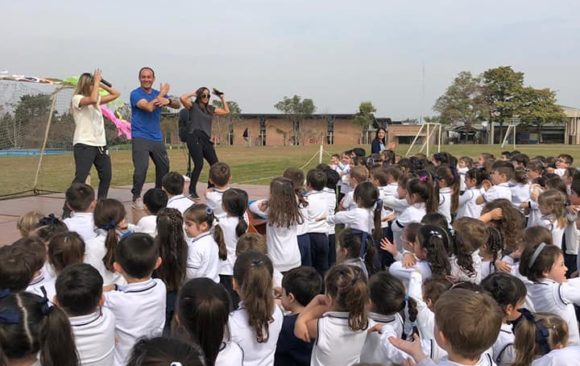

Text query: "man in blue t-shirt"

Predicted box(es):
[129, 67, 179, 208]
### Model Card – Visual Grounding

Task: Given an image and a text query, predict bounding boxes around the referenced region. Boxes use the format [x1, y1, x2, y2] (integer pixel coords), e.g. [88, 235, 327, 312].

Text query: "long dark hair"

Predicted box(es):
[194, 87, 211, 108]
[176, 278, 231, 366]
[154, 208, 188, 292]
[267, 177, 303, 228]
[222, 188, 249, 238]
[374, 127, 386, 144]
[233, 251, 274, 343]
[184, 204, 227, 261]
[417, 224, 451, 278]
[94, 199, 126, 272]
[0, 292, 78, 366]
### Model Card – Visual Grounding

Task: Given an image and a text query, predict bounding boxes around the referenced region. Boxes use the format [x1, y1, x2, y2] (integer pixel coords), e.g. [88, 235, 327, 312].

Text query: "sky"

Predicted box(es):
[2, 0, 580, 120]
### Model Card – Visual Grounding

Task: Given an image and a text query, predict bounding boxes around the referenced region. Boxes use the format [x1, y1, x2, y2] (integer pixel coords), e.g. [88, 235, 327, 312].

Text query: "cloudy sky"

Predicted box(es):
[2, 0, 579, 119]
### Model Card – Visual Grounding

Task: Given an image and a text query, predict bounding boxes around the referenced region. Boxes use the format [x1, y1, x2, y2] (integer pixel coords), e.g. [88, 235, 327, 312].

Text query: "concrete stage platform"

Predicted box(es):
[0, 182, 269, 245]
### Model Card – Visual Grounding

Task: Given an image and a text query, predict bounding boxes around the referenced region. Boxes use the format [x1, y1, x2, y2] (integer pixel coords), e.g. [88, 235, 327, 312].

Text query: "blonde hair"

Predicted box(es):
[538, 190, 567, 229]
[17, 211, 43, 237]
[513, 312, 568, 366]
[73, 73, 93, 97]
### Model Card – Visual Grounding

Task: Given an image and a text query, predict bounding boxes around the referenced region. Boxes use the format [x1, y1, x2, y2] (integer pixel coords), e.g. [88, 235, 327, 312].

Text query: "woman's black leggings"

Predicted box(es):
[73, 143, 112, 198]
[186, 130, 218, 195]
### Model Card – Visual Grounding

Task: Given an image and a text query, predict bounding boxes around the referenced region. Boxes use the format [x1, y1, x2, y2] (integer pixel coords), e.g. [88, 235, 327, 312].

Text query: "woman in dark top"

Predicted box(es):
[180, 87, 230, 198]
[371, 127, 387, 154]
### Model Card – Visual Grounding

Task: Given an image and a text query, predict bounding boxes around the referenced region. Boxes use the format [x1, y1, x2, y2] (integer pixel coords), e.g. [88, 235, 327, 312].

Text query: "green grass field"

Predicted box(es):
[1, 144, 580, 198]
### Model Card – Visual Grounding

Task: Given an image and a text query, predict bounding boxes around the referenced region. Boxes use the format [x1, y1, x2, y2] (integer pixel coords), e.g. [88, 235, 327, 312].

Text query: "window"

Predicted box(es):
[259, 117, 266, 146]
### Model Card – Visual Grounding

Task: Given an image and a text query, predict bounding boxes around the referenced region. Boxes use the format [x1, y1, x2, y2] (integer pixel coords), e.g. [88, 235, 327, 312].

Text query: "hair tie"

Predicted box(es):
[206, 207, 214, 216]
[100, 219, 117, 231]
[170, 363, 183, 366]
[517, 309, 551, 354]
[429, 230, 443, 239]
[528, 243, 547, 269]
[39, 213, 59, 226]
[251, 259, 263, 267]
[375, 199, 383, 211]
[419, 175, 428, 183]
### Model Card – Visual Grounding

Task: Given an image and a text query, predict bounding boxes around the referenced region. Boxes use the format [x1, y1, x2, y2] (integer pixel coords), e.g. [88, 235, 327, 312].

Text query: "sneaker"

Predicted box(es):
[132, 197, 145, 210]
[188, 192, 200, 200]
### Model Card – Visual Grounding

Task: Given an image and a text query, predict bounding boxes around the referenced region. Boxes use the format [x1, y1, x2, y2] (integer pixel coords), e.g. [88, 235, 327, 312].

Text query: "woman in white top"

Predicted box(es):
[70, 70, 119, 200]
[249, 177, 302, 273]
[175, 278, 243, 366]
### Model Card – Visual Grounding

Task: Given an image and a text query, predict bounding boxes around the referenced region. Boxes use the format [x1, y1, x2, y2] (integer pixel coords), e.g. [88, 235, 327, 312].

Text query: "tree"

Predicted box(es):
[433, 71, 487, 129]
[518, 87, 567, 142]
[352, 101, 376, 144]
[212, 100, 242, 145]
[11, 93, 52, 148]
[482, 66, 524, 142]
[274, 95, 316, 145]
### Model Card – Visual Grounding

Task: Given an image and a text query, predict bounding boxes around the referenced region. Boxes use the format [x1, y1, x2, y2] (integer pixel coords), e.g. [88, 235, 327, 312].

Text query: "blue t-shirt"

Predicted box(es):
[130, 87, 162, 141]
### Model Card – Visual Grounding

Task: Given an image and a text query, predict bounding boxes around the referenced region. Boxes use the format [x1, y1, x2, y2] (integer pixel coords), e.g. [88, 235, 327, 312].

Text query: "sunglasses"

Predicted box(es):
[201, 94, 210, 98]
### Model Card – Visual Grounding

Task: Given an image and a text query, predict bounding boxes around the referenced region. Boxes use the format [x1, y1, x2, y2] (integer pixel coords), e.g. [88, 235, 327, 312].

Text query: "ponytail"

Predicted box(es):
[325, 265, 369, 331]
[233, 251, 274, 343]
[235, 215, 249, 238]
[155, 208, 188, 292]
[418, 225, 451, 278]
[222, 188, 249, 238]
[372, 199, 382, 243]
[40, 305, 78, 366]
[94, 199, 126, 272]
[213, 225, 227, 261]
[513, 311, 568, 366]
[102, 228, 118, 271]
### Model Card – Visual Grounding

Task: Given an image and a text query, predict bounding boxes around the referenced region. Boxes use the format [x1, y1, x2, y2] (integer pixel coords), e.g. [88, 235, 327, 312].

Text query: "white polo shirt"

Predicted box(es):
[327, 207, 374, 234]
[167, 194, 194, 215]
[206, 187, 229, 219]
[482, 182, 512, 202]
[305, 190, 330, 234]
[450, 250, 482, 284]
[389, 260, 432, 289]
[510, 183, 530, 210]
[532, 346, 580, 365]
[69, 308, 116, 366]
[492, 322, 515, 366]
[249, 200, 301, 273]
[219, 216, 243, 276]
[186, 232, 220, 283]
[105, 278, 166, 366]
[215, 341, 244, 366]
[229, 304, 283, 366]
[438, 187, 452, 225]
[310, 311, 369, 366]
[457, 187, 483, 219]
[64, 212, 96, 242]
[135, 215, 157, 237]
[392, 203, 426, 250]
[84, 231, 126, 286]
[71, 94, 106, 146]
[321, 188, 337, 235]
[379, 183, 398, 229]
[361, 312, 406, 364]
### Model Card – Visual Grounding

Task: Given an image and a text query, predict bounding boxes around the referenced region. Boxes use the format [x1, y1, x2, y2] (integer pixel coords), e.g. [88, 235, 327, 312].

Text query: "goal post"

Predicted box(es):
[405, 122, 442, 157]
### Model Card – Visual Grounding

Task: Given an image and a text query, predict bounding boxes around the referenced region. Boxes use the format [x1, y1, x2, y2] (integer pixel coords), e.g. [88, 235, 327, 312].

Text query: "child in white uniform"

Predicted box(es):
[184, 204, 227, 283]
[136, 188, 167, 237]
[476, 162, 514, 205]
[163, 171, 194, 215]
[457, 168, 486, 219]
[229, 251, 284, 366]
[295, 264, 370, 366]
[451, 218, 485, 284]
[481, 272, 527, 366]
[206, 162, 232, 219]
[63, 183, 97, 242]
[104, 234, 166, 366]
[55, 264, 116, 366]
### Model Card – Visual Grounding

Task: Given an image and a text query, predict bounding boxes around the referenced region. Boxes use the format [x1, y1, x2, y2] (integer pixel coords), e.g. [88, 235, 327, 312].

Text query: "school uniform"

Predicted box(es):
[343, 257, 369, 279]
[480, 259, 495, 280]
[207, 187, 230, 219]
[526, 277, 580, 345]
[105, 278, 167, 366]
[457, 187, 483, 219]
[166, 194, 194, 215]
[408, 270, 435, 340]
[135, 214, 157, 237]
[328, 207, 374, 258]
[26, 269, 53, 297]
[361, 312, 406, 365]
[229, 303, 284, 366]
[64, 211, 97, 242]
[69, 307, 116, 366]
[389, 260, 432, 289]
[458, 167, 468, 192]
[186, 232, 220, 283]
[249, 200, 301, 273]
[310, 311, 369, 366]
[378, 183, 399, 268]
[219, 216, 242, 277]
[540, 215, 565, 250]
[321, 187, 337, 266]
[392, 203, 427, 251]
[532, 346, 580, 365]
[438, 187, 452, 226]
[215, 341, 244, 366]
[510, 182, 530, 211]
[84, 230, 126, 286]
[340, 190, 357, 211]
[481, 182, 512, 203]
[450, 250, 482, 284]
[306, 190, 330, 274]
[336, 163, 351, 197]
[492, 323, 515, 366]
[296, 202, 312, 267]
[275, 313, 314, 366]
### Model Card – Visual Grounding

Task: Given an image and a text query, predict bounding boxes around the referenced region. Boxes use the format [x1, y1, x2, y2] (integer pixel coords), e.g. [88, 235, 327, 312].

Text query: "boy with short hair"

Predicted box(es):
[11, 237, 52, 296]
[105, 233, 166, 366]
[275, 266, 323, 366]
[0, 244, 35, 291]
[555, 153, 574, 177]
[388, 288, 502, 365]
[55, 263, 116, 366]
[476, 161, 513, 205]
[162, 171, 193, 214]
[136, 188, 168, 236]
[340, 165, 369, 210]
[64, 183, 97, 241]
[206, 162, 232, 219]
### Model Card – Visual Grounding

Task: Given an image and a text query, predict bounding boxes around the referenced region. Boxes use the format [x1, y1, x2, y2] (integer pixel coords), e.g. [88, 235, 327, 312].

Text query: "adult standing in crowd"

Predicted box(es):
[130, 67, 180, 208]
[179, 87, 230, 199]
[371, 127, 387, 154]
[70, 69, 120, 201]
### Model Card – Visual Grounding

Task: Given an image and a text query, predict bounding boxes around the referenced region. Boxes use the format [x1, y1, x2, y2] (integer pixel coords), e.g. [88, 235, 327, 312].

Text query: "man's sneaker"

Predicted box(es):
[132, 197, 145, 210]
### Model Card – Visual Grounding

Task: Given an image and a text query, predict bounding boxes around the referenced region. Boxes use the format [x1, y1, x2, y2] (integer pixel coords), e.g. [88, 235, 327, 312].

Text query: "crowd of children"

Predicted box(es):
[2, 146, 580, 366]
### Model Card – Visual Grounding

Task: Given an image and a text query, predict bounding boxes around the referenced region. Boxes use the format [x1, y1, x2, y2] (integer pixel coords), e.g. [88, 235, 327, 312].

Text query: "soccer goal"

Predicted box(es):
[405, 122, 442, 157]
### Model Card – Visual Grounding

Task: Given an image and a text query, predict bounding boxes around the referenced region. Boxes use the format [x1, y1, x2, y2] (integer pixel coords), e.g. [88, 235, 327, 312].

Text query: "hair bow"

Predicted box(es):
[100, 219, 117, 231]
[419, 175, 428, 183]
[39, 213, 59, 226]
[517, 308, 551, 355]
[206, 207, 214, 216]
[429, 230, 443, 239]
